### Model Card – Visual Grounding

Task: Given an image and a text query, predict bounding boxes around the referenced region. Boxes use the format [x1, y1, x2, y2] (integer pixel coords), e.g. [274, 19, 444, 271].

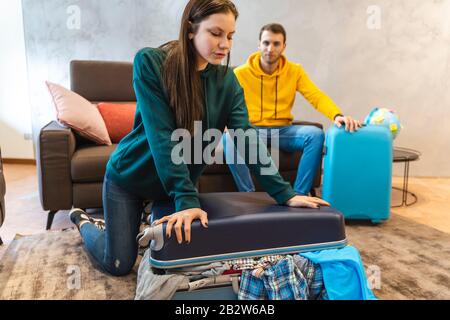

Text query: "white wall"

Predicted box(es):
[0, 0, 34, 159]
[20, 0, 450, 176]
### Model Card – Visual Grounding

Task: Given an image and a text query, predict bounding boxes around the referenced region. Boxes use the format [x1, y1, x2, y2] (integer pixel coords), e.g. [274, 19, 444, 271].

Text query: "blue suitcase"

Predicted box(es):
[322, 125, 393, 223]
[139, 192, 347, 299]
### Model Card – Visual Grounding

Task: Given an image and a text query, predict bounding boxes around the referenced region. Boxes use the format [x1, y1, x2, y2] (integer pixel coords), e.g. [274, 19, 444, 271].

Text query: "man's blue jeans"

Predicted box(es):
[223, 125, 324, 195]
[79, 171, 144, 276]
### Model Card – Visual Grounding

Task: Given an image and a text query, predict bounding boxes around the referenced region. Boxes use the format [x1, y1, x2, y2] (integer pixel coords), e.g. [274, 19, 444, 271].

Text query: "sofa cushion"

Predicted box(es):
[46, 81, 112, 146]
[97, 102, 136, 143]
[71, 142, 301, 183]
[71, 144, 117, 183]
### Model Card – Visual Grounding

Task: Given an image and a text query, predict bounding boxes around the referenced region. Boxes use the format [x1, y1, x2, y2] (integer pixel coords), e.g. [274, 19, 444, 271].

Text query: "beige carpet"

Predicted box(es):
[0, 213, 449, 300]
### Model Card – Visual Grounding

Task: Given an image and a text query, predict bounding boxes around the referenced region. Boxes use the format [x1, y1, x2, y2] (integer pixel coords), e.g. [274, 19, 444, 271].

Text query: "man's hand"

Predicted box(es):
[285, 195, 330, 209]
[334, 115, 363, 133]
[153, 208, 208, 244]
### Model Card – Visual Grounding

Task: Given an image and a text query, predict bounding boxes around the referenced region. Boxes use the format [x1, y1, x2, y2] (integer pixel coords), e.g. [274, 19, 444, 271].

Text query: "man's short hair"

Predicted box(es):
[259, 23, 287, 43]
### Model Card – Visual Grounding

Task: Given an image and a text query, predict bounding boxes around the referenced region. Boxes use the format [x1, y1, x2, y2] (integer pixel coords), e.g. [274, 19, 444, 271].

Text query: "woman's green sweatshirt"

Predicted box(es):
[106, 47, 296, 212]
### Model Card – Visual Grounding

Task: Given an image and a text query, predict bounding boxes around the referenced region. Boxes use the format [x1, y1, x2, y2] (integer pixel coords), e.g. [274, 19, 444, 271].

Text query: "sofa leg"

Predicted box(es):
[46, 210, 57, 230]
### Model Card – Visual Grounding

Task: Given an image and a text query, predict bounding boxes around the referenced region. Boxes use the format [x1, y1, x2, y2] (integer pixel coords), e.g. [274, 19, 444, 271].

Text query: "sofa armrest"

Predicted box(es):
[37, 121, 76, 211]
[292, 120, 324, 130]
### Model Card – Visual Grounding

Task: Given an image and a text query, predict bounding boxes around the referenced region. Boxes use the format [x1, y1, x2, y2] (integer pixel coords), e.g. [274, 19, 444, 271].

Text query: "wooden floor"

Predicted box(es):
[1, 163, 450, 258]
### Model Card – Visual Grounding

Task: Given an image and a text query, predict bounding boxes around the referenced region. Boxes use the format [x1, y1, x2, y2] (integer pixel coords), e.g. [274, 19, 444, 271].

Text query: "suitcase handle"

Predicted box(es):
[324, 124, 368, 155]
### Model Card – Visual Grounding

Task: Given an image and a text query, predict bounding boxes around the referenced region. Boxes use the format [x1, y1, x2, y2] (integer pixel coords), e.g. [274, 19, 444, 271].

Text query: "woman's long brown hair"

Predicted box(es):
[160, 0, 238, 133]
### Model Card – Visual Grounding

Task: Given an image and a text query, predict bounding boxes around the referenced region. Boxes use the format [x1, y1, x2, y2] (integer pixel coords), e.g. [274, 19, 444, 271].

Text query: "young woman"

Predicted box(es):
[70, 0, 329, 276]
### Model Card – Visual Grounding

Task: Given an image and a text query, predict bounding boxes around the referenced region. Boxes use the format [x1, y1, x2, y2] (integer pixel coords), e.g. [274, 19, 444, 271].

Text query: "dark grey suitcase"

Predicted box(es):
[145, 192, 346, 267]
[138, 192, 347, 299]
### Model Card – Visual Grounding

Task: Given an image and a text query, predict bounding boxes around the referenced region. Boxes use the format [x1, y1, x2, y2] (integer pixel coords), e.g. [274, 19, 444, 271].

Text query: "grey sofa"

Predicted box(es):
[0, 147, 5, 245]
[37, 60, 323, 230]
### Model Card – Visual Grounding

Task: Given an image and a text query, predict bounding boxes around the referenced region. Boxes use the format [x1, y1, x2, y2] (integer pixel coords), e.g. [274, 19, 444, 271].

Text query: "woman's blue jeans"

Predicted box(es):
[79, 172, 144, 276]
[223, 125, 324, 195]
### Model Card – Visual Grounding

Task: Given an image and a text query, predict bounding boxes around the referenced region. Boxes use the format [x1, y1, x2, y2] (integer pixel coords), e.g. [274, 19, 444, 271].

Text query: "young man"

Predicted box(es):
[223, 23, 362, 196]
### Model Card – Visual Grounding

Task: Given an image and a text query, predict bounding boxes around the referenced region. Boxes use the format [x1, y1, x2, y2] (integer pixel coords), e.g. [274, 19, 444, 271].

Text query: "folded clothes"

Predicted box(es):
[238, 255, 323, 300]
[228, 255, 286, 271]
[223, 269, 242, 275]
[135, 249, 189, 300]
[136, 247, 373, 300]
[166, 261, 231, 277]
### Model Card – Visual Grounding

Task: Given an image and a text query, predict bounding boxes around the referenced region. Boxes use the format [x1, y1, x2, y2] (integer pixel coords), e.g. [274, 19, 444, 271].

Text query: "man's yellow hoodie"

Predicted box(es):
[234, 52, 343, 127]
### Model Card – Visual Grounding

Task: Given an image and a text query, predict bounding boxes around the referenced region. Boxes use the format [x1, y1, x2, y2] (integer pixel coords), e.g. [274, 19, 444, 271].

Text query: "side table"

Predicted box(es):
[392, 147, 421, 207]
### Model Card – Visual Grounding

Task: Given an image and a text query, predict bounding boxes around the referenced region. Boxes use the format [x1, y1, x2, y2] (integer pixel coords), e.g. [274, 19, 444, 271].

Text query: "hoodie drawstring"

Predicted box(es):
[260, 76, 279, 120]
[275, 76, 278, 119]
[260, 75, 264, 121]
[203, 79, 210, 135]
[260, 75, 279, 120]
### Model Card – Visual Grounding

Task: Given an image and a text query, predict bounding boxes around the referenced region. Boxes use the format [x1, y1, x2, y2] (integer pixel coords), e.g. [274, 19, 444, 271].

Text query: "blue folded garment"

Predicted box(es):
[301, 246, 377, 300]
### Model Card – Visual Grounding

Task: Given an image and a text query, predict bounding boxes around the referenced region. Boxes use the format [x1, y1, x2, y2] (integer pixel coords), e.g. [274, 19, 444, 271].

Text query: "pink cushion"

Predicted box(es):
[97, 102, 136, 143]
[46, 81, 112, 145]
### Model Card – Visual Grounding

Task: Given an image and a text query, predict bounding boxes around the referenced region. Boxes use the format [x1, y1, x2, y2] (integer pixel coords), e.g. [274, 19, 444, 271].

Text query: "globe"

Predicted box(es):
[364, 107, 402, 139]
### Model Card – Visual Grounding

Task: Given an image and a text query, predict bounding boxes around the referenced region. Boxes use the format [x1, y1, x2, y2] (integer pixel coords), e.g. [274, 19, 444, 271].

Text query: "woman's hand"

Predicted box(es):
[153, 208, 208, 244]
[285, 195, 330, 209]
[334, 115, 363, 133]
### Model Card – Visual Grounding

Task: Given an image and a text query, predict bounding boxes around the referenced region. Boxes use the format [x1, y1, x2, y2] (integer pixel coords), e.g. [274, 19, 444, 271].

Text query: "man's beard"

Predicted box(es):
[264, 54, 281, 65]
